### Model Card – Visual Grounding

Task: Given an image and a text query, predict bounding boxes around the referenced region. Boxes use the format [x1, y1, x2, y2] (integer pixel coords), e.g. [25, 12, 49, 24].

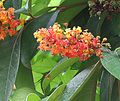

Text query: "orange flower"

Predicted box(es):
[34, 23, 106, 61]
[0, 6, 23, 40]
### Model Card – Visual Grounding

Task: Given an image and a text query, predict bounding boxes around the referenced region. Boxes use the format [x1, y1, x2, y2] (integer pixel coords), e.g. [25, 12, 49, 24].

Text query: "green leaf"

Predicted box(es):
[15, 0, 32, 15]
[31, 51, 61, 74]
[50, 69, 78, 91]
[115, 47, 120, 56]
[27, 93, 41, 101]
[60, 69, 78, 84]
[32, 0, 51, 16]
[100, 70, 115, 101]
[86, 12, 108, 35]
[10, 87, 37, 101]
[32, 71, 43, 94]
[102, 14, 120, 36]
[4, 0, 13, 9]
[13, 0, 22, 18]
[33, 7, 53, 17]
[57, 61, 102, 101]
[32, 57, 57, 73]
[42, 57, 79, 94]
[21, 10, 60, 68]
[15, 62, 35, 89]
[46, 84, 66, 101]
[69, 7, 89, 28]
[111, 80, 119, 101]
[48, 0, 64, 6]
[0, 30, 21, 101]
[57, 0, 87, 23]
[101, 50, 120, 80]
[101, 14, 120, 50]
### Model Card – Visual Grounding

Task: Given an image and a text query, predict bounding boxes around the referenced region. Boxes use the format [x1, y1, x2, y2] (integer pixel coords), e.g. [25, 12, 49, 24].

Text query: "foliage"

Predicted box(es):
[0, 0, 120, 101]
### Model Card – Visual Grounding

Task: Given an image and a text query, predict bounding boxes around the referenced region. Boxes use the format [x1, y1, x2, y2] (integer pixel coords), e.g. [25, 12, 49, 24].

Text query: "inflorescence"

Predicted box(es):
[34, 23, 108, 61]
[0, 0, 24, 40]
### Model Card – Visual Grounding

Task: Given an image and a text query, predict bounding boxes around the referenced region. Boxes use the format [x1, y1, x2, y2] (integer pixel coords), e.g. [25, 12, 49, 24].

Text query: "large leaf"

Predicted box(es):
[32, 51, 61, 73]
[100, 70, 115, 101]
[101, 14, 120, 36]
[9, 87, 37, 101]
[69, 7, 89, 28]
[42, 57, 79, 93]
[57, 61, 102, 101]
[46, 84, 66, 101]
[111, 80, 119, 101]
[48, 0, 64, 6]
[15, 62, 35, 89]
[57, 0, 88, 23]
[27, 93, 41, 101]
[32, 0, 51, 16]
[21, 10, 60, 68]
[49, 69, 78, 92]
[115, 47, 120, 56]
[86, 12, 108, 35]
[32, 71, 43, 94]
[32, 57, 57, 74]
[101, 14, 120, 50]
[0, 30, 21, 101]
[101, 50, 120, 80]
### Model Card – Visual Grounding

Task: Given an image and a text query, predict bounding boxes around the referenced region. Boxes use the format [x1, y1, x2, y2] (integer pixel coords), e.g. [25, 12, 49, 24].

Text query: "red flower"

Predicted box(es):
[0, 6, 24, 40]
[34, 23, 106, 61]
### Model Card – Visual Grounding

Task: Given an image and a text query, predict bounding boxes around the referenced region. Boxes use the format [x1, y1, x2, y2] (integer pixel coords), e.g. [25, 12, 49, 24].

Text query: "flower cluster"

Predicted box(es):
[0, 1, 23, 40]
[34, 23, 106, 61]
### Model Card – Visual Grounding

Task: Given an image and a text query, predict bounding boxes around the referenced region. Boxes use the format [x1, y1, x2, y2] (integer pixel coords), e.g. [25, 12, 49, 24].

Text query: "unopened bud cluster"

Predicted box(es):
[89, 0, 120, 16]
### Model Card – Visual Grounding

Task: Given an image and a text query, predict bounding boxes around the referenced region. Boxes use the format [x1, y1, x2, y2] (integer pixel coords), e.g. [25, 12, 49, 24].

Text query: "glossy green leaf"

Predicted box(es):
[48, 0, 64, 6]
[60, 69, 78, 84]
[60, 0, 87, 6]
[57, 0, 88, 23]
[101, 50, 120, 80]
[86, 12, 108, 35]
[31, 51, 60, 74]
[42, 57, 79, 93]
[32, 0, 51, 16]
[21, 10, 60, 68]
[115, 47, 120, 56]
[0, 30, 21, 101]
[46, 84, 66, 101]
[57, 61, 102, 101]
[32, 58, 57, 73]
[100, 70, 115, 101]
[10, 87, 36, 101]
[33, 7, 53, 17]
[27, 93, 41, 101]
[101, 14, 120, 50]
[69, 7, 89, 28]
[111, 80, 119, 101]
[102, 14, 120, 36]
[15, 62, 35, 89]
[32, 71, 43, 94]
[49, 69, 78, 92]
